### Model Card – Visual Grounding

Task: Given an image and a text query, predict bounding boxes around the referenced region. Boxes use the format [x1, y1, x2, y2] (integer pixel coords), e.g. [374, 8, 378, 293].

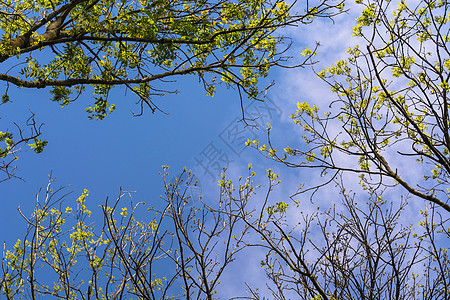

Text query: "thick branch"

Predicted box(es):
[0, 63, 222, 88]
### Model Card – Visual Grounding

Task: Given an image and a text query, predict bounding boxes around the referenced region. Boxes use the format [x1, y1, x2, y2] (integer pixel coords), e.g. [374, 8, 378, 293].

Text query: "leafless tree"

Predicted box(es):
[218, 170, 450, 300]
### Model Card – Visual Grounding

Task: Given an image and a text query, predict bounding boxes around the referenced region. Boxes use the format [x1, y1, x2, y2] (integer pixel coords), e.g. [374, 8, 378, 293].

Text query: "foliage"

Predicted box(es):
[0, 0, 344, 182]
[1, 169, 249, 299]
[249, 0, 450, 212]
[0, 111, 44, 183]
[237, 0, 450, 297]
[2, 167, 449, 299]
[2, 0, 450, 299]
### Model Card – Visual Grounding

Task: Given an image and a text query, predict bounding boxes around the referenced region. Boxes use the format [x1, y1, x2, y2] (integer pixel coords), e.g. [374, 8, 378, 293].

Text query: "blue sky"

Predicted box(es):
[0, 5, 370, 297]
[0, 77, 236, 226]
[5, 2, 442, 297]
[0, 75, 295, 297]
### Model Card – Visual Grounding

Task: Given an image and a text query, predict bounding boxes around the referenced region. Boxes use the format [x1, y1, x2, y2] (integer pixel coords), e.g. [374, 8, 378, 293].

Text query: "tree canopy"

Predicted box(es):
[252, 0, 450, 212]
[0, 0, 343, 181]
[1, 0, 450, 299]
